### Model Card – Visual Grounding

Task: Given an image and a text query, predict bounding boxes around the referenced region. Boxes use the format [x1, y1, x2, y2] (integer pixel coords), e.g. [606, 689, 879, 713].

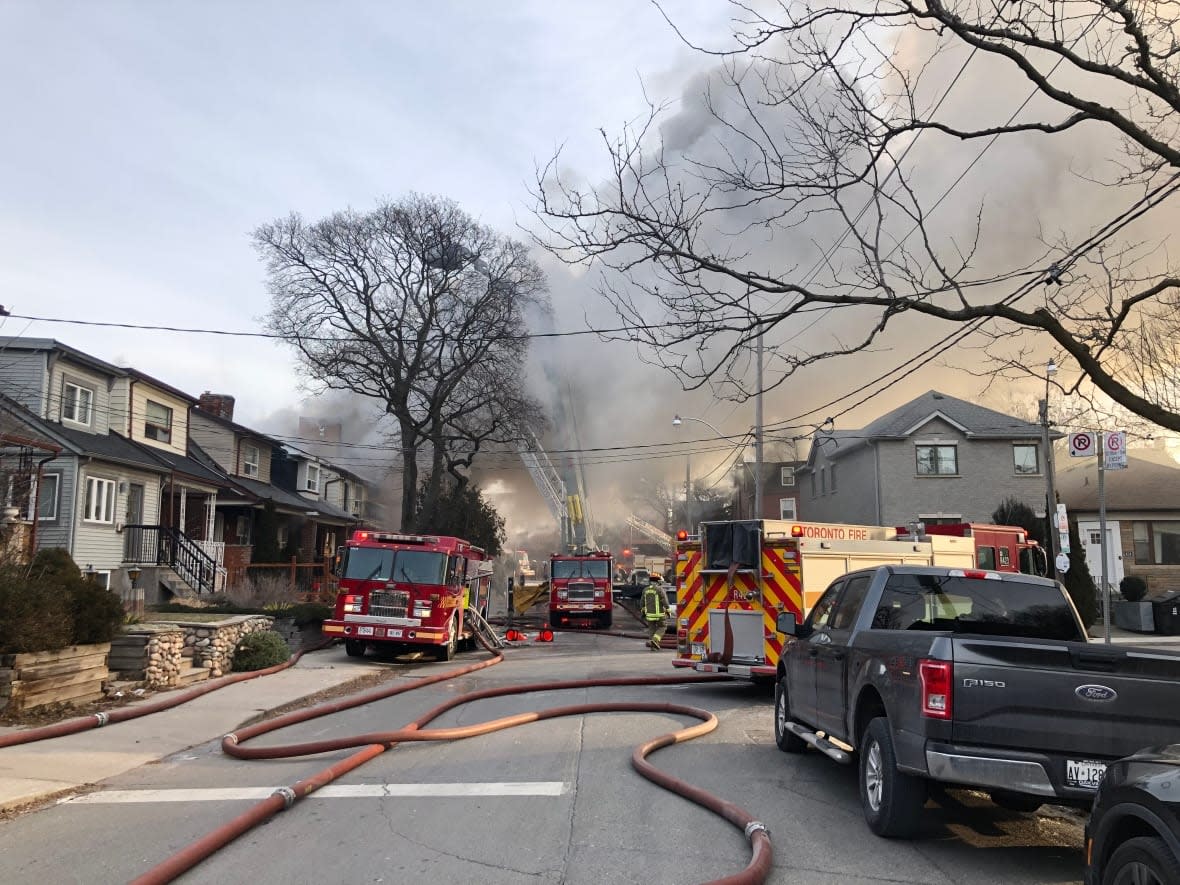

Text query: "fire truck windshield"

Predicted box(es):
[551, 560, 610, 580]
[343, 548, 447, 584]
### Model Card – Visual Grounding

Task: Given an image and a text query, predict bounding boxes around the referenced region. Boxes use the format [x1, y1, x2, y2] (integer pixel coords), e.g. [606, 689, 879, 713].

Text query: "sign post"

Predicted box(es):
[1097, 432, 1111, 644]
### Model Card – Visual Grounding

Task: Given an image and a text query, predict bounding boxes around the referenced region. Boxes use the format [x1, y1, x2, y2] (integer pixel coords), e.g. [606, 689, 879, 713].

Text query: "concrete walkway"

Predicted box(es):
[0, 649, 383, 813]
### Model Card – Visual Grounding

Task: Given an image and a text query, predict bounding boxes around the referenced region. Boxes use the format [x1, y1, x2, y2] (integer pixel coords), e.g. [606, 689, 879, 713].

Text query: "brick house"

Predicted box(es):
[797, 390, 1052, 527]
[732, 461, 808, 520]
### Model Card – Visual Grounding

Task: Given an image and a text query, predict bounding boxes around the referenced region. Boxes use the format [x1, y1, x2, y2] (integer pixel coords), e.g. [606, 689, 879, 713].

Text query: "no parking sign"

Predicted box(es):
[1069, 432, 1094, 457]
[1104, 431, 1127, 469]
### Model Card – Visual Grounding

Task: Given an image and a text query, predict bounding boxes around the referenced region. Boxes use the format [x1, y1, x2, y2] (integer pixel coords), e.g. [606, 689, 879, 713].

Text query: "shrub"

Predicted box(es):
[231, 630, 291, 672]
[1120, 575, 1149, 603]
[285, 602, 332, 626]
[70, 578, 127, 644]
[0, 566, 72, 654]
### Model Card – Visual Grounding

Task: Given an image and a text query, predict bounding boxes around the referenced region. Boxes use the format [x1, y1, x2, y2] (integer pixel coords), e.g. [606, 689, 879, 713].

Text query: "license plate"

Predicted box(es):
[388, 628, 403, 638]
[357, 626, 374, 636]
[1066, 759, 1107, 790]
[691, 643, 705, 657]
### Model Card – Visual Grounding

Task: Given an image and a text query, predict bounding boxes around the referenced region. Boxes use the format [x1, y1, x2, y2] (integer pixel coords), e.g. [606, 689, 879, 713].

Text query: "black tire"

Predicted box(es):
[601, 612, 613, 629]
[990, 792, 1043, 814]
[859, 716, 927, 838]
[773, 677, 807, 753]
[1103, 836, 1180, 885]
[550, 613, 562, 629]
[344, 639, 366, 658]
[436, 614, 458, 662]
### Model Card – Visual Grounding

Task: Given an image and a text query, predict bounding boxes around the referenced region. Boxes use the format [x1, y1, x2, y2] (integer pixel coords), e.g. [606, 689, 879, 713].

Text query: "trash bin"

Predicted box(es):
[1152, 593, 1180, 635]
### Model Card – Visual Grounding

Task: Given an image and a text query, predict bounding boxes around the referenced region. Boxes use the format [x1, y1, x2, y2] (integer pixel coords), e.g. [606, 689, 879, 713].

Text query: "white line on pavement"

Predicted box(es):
[64, 782, 568, 804]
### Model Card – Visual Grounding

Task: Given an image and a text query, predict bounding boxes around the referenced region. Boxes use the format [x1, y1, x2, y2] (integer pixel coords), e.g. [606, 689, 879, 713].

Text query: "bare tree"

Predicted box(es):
[534, 0, 1180, 430]
[257, 194, 549, 529]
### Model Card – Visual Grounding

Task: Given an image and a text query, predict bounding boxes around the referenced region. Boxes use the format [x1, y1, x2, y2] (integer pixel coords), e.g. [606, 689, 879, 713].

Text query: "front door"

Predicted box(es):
[125, 483, 144, 525]
[1079, 520, 1124, 592]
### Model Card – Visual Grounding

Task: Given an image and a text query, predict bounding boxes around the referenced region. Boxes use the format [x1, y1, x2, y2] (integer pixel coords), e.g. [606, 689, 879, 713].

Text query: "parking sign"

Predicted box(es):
[1104, 431, 1127, 470]
[1069, 432, 1094, 457]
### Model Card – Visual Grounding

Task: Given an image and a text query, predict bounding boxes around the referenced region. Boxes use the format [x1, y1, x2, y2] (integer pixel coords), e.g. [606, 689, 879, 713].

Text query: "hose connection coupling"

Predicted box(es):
[272, 786, 297, 809]
[93, 712, 110, 727]
[744, 821, 769, 841]
[223, 733, 239, 745]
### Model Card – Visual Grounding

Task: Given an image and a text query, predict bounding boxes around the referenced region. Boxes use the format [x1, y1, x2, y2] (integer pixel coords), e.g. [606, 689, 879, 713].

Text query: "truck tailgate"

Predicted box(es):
[952, 637, 1180, 759]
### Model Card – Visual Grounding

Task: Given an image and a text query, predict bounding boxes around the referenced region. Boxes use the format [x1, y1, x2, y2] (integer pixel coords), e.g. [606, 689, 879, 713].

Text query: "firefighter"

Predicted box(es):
[642, 575, 667, 651]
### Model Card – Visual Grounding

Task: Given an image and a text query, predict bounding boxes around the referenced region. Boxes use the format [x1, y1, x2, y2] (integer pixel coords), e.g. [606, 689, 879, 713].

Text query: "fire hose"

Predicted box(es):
[128, 637, 773, 885]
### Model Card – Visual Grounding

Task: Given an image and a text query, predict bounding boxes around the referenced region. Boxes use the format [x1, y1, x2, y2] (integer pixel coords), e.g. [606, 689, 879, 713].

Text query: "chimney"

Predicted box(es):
[198, 392, 235, 421]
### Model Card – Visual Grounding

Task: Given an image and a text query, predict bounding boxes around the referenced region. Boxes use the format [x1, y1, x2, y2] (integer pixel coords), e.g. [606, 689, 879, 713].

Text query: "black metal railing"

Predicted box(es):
[123, 524, 217, 595]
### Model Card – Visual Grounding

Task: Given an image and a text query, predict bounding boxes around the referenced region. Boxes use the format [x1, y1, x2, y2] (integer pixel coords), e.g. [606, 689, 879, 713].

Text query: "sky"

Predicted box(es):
[2, 2, 1164, 544]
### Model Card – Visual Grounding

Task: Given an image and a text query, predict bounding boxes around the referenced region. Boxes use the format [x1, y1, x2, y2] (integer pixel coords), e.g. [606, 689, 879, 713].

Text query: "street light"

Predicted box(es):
[672, 414, 727, 532]
[1041, 359, 1061, 581]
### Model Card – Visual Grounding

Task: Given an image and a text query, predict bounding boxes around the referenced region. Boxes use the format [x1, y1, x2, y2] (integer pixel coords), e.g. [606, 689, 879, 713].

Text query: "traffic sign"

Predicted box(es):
[1104, 430, 1127, 470]
[1069, 432, 1095, 457]
[1055, 552, 1071, 574]
[1056, 502, 1068, 533]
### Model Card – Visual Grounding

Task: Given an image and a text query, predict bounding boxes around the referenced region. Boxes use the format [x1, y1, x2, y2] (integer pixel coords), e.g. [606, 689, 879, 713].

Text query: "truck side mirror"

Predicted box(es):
[776, 611, 799, 636]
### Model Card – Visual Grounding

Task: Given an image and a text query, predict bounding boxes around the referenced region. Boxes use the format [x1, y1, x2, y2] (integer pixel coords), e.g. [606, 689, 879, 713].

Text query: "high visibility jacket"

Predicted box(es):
[642, 586, 666, 621]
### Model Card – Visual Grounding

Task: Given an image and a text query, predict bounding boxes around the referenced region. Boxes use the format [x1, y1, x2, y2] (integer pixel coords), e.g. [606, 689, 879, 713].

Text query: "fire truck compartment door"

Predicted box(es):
[707, 609, 764, 660]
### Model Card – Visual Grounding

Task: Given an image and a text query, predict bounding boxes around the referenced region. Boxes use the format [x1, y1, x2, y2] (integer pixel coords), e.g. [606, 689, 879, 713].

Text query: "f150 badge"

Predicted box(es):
[962, 679, 1006, 688]
[1075, 684, 1118, 702]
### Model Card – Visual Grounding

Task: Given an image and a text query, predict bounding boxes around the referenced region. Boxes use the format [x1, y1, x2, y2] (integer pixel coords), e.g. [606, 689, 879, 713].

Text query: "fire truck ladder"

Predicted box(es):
[626, 514, 675, 554]
[517, 430, 572, 548]
[465, 605, 506, 649]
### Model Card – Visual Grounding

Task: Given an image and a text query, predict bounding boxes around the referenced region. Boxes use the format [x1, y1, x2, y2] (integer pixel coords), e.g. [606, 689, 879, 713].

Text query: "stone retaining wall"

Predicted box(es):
[181, 615, 273, 677]
[110, 616, 277, 682]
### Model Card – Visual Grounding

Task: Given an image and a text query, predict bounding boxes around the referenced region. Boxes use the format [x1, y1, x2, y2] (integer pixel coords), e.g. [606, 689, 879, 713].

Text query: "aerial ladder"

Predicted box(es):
[517, 429, 571, 549]
[626, 514, 675, 554]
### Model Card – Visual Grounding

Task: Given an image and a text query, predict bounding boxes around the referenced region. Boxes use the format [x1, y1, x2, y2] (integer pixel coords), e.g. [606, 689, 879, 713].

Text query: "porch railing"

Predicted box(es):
[123, 524, 218, 595]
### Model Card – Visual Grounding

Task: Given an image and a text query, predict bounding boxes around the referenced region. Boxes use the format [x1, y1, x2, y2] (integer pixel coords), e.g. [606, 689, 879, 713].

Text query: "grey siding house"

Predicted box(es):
[798, 390, 1050, 527]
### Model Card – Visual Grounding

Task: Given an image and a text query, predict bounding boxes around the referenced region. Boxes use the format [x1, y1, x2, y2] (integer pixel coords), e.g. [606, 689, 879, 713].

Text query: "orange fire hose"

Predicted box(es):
[129, 637, 773, 885]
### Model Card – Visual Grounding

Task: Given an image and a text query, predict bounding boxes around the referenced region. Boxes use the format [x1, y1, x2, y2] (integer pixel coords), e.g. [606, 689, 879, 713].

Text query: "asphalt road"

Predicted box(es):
[0, 632, 1087, 884]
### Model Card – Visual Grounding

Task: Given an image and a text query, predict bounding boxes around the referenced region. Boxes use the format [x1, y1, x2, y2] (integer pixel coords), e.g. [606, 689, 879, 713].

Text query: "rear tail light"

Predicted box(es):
[920, 659, 953, 719]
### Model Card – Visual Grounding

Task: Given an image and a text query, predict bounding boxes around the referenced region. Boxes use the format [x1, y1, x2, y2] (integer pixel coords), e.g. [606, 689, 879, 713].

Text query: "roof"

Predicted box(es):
[138, 444, 232, 489]
[189, 406, 283, 447]
[121, 367, 198, 404]
[49, 424, 169, 473]
[0, 336, 126, 377]
[801, 390, 1049, 467]
[233, 475, 357, 524]
[1057, 447, 1180, 512]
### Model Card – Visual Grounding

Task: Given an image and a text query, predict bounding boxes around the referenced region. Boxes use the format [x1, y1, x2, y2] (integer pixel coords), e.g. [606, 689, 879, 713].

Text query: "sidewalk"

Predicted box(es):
[0, 649, 384, 814]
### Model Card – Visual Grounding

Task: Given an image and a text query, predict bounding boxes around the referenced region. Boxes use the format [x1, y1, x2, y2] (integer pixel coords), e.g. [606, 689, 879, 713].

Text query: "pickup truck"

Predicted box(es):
[773, 565, 1180, 838]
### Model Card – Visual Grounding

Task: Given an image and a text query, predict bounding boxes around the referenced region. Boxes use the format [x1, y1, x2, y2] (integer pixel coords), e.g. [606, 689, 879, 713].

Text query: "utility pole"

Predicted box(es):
[754, 333, 764, 520]
[1041, 360, 1060, 581]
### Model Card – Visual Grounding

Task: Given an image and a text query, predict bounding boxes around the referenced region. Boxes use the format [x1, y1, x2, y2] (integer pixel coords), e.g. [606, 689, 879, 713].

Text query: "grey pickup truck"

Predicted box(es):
[773, 565, 1180, 838]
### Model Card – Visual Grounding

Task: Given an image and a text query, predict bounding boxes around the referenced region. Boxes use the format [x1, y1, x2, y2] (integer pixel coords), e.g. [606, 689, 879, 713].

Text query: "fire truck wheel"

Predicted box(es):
[436, 614, 458, 662]
[859, 716, 926, 838]
[600, 613, 612, 629]
[344, 640, 366, 658]
[549, 613, 562, 629]
[773, 677, 807, 753]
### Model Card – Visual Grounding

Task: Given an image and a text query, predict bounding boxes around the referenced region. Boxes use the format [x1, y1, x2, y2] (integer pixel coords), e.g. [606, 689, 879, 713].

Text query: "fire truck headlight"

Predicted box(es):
[593, 589, 604, 598]
[344, 603, 362, 613]
[413, 604, 432, 617]
[557, 590, 567, 600]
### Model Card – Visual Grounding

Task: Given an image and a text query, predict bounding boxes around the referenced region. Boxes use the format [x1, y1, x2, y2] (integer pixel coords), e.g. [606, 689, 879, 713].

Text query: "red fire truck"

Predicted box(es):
[549, 548, 613, 629]
[895, 522, 1048, 576]
[323, 530, 489, 661]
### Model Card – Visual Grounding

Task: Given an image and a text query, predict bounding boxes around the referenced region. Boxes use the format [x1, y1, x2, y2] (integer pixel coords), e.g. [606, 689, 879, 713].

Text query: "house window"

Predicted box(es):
[92, 571, 111, 589]
[1013, 444, 1040, 475]
[780, 466, 795, 487]
[243, 444, 260, 477]
[235, 514, 252, 545]
[144, 400, 173, 444]
[84, 476, 116, 523]
[1090, 530, 1103, 546]
[32, 473, 59, 521]
[277, 524, 289, 550]
[916, 444, 958, 475]
[1132, 521, 1180, 564]
[62, 381, 94, 426]
[305, 463, 320, 493]
[779, 497, 797, 520]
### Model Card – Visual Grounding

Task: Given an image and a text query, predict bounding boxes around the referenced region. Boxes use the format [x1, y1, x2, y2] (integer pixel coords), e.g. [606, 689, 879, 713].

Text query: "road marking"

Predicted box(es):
[65, 782, 568, 804]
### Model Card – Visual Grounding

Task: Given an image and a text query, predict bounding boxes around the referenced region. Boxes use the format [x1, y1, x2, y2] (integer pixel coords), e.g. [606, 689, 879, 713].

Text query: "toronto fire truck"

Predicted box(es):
[323, 529, 491, 661]
[549, 548, 614, 629]
[672, 519, 1045, 681]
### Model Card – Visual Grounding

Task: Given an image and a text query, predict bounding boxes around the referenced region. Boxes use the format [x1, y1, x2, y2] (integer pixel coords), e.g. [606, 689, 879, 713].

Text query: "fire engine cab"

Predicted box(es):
[672, 519, 1043, 682]
[323, 530, 489, 661]
[549, 548, 613, 629]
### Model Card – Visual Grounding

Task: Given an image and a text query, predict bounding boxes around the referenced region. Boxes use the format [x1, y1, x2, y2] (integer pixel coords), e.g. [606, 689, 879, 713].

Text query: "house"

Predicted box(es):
[797, 390, 1051, 527]
[732, 460, 807, 520]
[1057, 444, 1180, 595]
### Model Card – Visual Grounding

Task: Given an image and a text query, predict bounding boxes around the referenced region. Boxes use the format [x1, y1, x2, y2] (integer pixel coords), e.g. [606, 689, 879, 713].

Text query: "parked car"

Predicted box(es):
[773, 565, 1180, 838]
[1085, 744, 1180, 885]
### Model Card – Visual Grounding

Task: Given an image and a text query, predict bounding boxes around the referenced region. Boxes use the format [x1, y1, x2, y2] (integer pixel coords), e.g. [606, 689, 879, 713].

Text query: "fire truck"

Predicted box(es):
[549, 548, 613, 629]
[323, 530, 491, 661]
[671, 519, 1045, 682]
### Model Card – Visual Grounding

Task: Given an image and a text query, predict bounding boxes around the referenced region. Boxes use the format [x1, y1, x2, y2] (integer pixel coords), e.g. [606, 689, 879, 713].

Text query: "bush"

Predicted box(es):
[1120, 575, 1149, 602]
[231, 630, 291, 672]
[0, 566, 72, 654]
[70, 578, 127, 644]
[284, 602, 332, 626]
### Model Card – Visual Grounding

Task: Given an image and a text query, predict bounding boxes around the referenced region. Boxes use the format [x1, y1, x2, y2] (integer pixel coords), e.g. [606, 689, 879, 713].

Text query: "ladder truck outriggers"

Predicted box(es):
[323, 529, 498, 661]
[672, 519, 1046, 682]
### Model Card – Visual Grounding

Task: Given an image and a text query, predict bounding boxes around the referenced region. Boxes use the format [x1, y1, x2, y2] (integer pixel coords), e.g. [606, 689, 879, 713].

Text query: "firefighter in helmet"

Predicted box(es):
[642, 574, 667, 651]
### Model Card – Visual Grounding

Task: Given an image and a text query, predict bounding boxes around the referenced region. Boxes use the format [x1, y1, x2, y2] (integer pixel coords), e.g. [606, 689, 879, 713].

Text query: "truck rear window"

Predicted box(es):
[872, 574, 1084, 641]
